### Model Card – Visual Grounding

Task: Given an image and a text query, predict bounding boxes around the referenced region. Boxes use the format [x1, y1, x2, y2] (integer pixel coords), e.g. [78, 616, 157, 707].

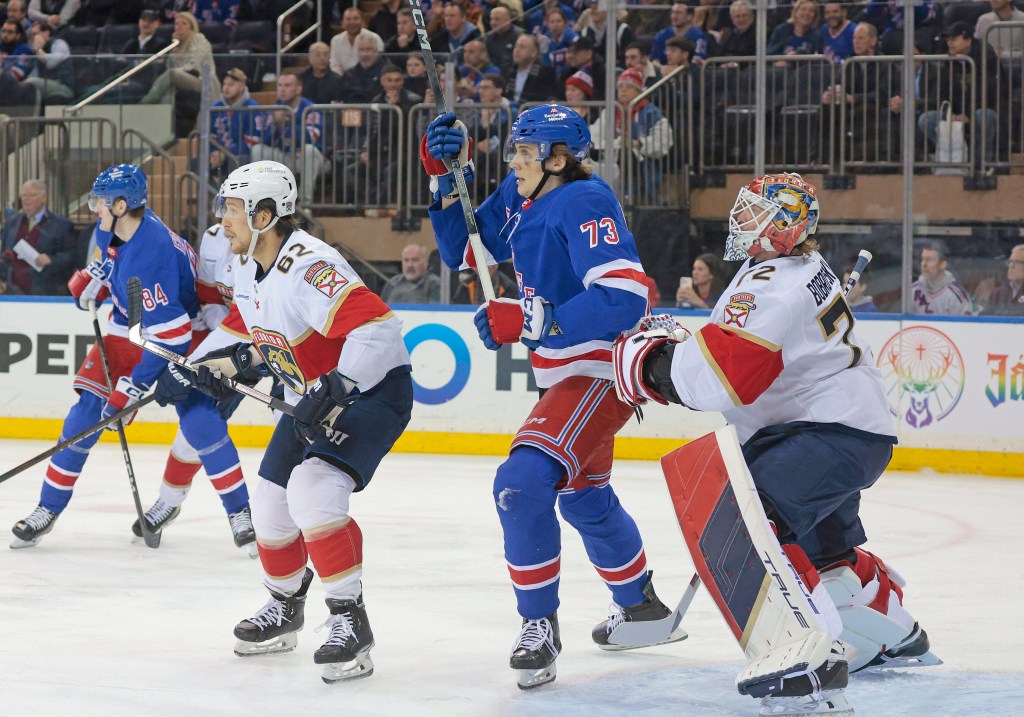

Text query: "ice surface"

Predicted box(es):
[1, 441, 1021, 717]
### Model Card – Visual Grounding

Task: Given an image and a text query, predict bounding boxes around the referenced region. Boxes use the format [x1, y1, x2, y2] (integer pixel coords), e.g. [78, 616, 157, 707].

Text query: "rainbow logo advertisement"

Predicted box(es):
[877, 326, 965, 428]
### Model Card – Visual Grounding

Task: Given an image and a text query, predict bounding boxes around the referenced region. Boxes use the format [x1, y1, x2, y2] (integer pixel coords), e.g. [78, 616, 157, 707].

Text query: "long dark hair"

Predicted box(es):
[696, 252, 725, 300]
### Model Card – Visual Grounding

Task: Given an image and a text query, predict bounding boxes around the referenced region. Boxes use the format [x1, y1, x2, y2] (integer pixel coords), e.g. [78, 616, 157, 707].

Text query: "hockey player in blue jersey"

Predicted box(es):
[423, 105, 686, 689]
[10, 164, 253, 551]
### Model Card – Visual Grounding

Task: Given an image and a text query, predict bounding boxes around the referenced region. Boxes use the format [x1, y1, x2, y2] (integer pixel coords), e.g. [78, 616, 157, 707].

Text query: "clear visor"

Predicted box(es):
[87, 193, 112, 212]
[214, 195, 247, 219]
[503, 137, 548, 163]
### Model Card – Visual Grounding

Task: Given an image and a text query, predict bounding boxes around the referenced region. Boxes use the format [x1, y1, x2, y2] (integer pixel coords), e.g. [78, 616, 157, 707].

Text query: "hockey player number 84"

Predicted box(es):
[580, 219, 620, 248]
[141, 284, 169, 310]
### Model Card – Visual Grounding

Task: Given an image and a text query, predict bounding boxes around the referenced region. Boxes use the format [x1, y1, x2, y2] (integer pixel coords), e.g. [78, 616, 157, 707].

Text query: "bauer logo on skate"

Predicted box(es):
[878, 326, 965, 428]
[251, 328, 307, 393]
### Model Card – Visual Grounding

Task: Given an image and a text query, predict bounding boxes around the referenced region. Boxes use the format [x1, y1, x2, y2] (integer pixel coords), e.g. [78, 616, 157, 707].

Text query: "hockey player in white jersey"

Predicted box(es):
[188, 161, 413, 683]
[613, 173, 939, 715]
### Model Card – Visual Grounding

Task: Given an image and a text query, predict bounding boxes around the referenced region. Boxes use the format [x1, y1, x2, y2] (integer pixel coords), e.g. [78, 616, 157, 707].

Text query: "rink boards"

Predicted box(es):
[0, 299, 1021, 477]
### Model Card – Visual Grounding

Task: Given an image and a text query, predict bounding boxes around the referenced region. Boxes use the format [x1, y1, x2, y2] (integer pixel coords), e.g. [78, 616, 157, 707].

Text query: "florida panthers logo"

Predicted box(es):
[878, 326, 965, 428]
[724, 292, 756, 328]
[250, 327, 306, 393]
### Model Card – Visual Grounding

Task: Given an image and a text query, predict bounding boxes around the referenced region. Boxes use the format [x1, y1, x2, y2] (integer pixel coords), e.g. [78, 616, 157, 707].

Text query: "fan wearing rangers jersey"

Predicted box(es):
[424, 105, 686, 690]
[10, 165, 251, 551]
[614, 173, 939, 715]
[910, 242, 974, 316]
[188, 161, 412, 684]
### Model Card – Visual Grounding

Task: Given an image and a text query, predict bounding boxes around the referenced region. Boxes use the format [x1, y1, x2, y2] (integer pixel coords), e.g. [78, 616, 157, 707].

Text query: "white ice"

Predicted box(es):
[1, 441, 1021, 717]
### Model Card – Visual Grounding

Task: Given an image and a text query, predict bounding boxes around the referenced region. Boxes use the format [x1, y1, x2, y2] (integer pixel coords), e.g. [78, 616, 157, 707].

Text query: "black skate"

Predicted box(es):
[748, 644, 854, 716]
[314, 595, 375, 683]
[592, 571, 688, 651]
[510, 612, 560, 690]
[228, 506, 257, 558]
[856, 622, 942, 673]
[131, 497, 181, 547]
[11, 505, 59, 549]
[234, 567, 314, 656]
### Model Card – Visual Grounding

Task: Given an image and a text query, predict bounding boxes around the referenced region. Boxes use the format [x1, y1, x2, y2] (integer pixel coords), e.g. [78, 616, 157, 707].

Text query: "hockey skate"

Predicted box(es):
[234, 567, 314, 656]
[10, 505, 59, 549]
[510, 612, 560, 690]
[314, 595, 375, 683]
[131, 497, 181, 547]
[228, 507, 257, 558]
[592, 571, 688, 651]
[752, 644, 854, 716]
[857, 622, 941, 672]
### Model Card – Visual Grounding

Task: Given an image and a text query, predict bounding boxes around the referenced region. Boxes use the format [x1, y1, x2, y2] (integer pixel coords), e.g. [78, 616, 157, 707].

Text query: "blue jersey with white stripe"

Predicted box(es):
[98, 209, 199, 388]
[430, 172, 649, 388]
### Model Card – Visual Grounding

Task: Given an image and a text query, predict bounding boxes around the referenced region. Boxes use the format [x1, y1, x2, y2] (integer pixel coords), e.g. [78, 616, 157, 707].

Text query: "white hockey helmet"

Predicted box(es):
[215, 161, 298, 260]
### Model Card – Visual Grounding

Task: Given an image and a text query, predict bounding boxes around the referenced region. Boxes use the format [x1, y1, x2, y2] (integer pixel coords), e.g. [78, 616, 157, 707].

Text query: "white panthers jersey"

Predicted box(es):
[229, 229, 410, 403]
[196, 223, 236, 331]
[670, 251, 896, 444]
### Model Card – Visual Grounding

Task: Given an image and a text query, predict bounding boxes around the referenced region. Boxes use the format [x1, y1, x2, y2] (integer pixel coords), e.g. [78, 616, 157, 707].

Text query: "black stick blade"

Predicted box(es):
[127, 276, 143, 327]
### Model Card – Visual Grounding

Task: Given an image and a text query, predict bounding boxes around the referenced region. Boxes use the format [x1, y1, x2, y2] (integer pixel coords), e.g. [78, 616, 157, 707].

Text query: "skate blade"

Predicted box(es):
[760, 690, 855, 716]
[321, 653, 374, 683]
[599, 616, 689, 651]
[233, 633, 298, 657]
[860, 650, 942, 672]
[515, 664, 557, 690]
[9, 536, 40, 549]
[241, 541, 259, 559]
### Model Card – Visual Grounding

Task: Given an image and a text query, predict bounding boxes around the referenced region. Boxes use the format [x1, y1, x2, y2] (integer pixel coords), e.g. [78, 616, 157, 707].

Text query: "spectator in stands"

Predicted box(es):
[675, 252, 724, 309]
[563, 68, 595, 120]
[403, 51, 428, 98]
[623, 40, 658, 87]
[660, 35, 696, 77]
[918, 22, 1000, 168]
[887, 29, 931, 115]
[380, 244, 441, 304]
[865, 0, 938, 40]
[353, 63, 420, 205]
[1, 18, 32, 81]
[192, 0, 240, 25]
[591, 67, 673, 200]
[576, 0, 635, 70]
[330, 6, 384, 75]
[454, 263, 517, 304]
[26, 0, 78, 31]
[627, 0, 669, 38]
[458, 39, 500, 93]
[369, 0, 402, 43]
[80, 8, 169, 104]
[975, 0, 1024, 60]
[141, 12, 221, 105]
[911, 241, 974, 315]
[125, 9, 170, 56]
[767, 0, 822, 59]
[432, 2, 480, 54]
[299, 41, 345, 104]
[467, 72, 512, 198]
[557, 35, 604, 100]
[159, 0, 191, 23]
[718, 0, 757, 57]
[0, 56, 36, 106]
[503, 34, 557, 112]
[1, 179, 75, 296]
[250, 72, 325, 203]
[209, 67, 259, 184]
[485, 5, 523, 75]
[339, 34, 385, 103]
[821, 1, 856, 64]
[542, 7, 577, 75]
[822, 23, 882, 106]
[983, 244, 1024, 315]
[844, 268, 878, 313]
[5, 0, 30, 31]
[384, 8, 417, 57]
[23, 21, 71, 103]
[652, 2, 708, 66]
[527, 0, 575, 35]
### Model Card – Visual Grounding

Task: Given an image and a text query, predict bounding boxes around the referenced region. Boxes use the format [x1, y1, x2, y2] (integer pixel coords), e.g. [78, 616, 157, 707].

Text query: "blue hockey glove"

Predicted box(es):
[153, 362, 196, 406]
[420, 112, 474, 201]
[292, 371, 360, 445]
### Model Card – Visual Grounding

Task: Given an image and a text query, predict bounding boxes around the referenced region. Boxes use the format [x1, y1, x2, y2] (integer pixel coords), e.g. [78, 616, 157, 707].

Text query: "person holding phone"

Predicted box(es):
[675, 252, 724, 309]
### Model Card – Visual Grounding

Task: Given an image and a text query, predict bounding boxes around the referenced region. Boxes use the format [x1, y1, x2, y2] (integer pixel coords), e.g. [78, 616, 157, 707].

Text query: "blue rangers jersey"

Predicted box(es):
[99, 209, 199, 388]
[430, 172, 650, 388]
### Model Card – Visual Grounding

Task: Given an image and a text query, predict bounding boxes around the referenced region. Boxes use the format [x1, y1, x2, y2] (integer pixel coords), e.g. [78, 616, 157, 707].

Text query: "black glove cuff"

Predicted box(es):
[642, 343, 682, 405]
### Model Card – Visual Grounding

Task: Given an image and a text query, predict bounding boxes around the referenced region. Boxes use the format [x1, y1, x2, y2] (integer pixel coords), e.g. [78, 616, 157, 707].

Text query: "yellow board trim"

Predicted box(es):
[2, 418, 1021, 479]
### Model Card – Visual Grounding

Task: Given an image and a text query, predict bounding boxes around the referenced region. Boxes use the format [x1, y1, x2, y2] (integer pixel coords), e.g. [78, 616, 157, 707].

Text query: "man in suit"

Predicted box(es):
[1, 178, 75, 295]
[503, 34, 557, 113]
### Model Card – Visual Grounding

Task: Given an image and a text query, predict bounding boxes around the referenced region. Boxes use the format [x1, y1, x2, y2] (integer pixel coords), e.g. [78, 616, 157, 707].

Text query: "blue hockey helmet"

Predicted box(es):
[89, 164, 148, 211]
[503, 104, 592, 163]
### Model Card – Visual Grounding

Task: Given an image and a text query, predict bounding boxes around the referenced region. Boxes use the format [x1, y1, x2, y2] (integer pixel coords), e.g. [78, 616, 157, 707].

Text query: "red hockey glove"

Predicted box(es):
[67, 259, 112, 311]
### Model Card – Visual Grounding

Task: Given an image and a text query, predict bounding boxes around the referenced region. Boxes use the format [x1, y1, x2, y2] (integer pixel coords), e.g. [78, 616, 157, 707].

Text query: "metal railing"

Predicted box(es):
[278, 0, 321, 80]
[981, 21, 1024, 173]
[63, 41, 180, 116]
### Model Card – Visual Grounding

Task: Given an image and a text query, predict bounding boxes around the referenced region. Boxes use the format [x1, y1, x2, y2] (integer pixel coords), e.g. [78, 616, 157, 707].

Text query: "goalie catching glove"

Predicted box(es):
[474, 297, 556, 351]
[420, 111, 474, 201]
[612, 314, 691, 408]
[191, 342, 267, 401]
[292, 371, 360, 445]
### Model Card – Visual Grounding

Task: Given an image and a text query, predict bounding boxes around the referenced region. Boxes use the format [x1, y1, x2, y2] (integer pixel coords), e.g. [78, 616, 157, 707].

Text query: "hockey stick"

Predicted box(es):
[126, 277, 294, 415]
[407, 0, 496, 301]
[0, 395, 157, 485]
[90, 301, 160, 549]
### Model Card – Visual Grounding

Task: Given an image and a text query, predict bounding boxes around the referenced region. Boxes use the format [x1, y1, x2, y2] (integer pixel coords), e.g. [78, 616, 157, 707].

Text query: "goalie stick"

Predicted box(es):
[90, 300, 159, 549]
[0, 395, 157, 485]
[407, 0, 495, 301]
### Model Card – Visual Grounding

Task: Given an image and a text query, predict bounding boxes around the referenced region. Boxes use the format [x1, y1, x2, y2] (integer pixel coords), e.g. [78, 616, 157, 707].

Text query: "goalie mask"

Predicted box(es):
[725, 173, 819, 260]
